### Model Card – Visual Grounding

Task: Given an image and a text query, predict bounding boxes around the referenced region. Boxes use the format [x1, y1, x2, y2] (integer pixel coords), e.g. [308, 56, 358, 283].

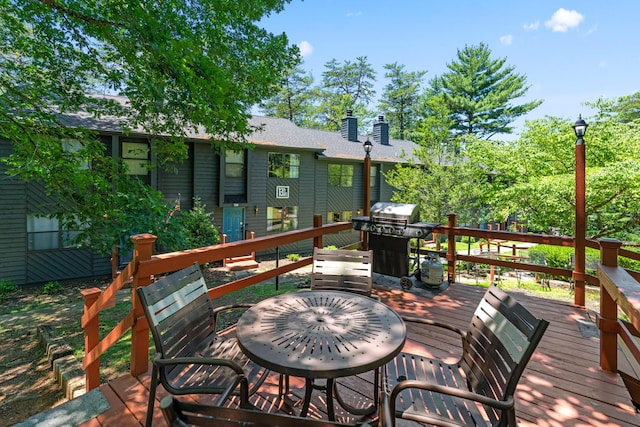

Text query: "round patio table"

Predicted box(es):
[236, 290, 406, 420]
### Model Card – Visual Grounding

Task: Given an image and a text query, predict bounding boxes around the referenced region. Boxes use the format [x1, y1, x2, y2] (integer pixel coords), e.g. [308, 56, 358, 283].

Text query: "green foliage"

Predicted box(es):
[491, 112, 640, 240]
[159, 197, 220, 252]
[527, 245, 600, 277]
[0, 280, 18, 299]
[259, 64, 315, 126]
[386, 96, 491, 225]
[42, 281, 62, 295]
[286, 253, 300, 261]
[429, 42, 542, 139]
[313, 56, 376, 131]
[528, 245, 573, 269]
[1, 0, 299, 255]
[611, 91, 640, 123]
[619, 251, 640, 272]
[322, 245, 338, 250]
[378, 63, 427, 140]
[617, 245, 640, 272]
[179, 197, 220, 248]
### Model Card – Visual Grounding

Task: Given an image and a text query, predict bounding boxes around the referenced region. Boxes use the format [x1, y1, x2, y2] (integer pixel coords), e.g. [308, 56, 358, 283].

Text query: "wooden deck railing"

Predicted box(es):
[81, 216, 351, 390]
[433, 214, 605, 305]
[82, 212, 640, 392]
[431, 214, 640, 375]
[597, 239, 640, 373]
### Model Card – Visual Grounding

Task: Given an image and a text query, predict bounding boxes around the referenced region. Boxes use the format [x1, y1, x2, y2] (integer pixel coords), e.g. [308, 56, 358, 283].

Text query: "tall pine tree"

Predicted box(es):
[430, 43, 541, 139]
[378, 63, 426, 140]
[258, 64, 314, 126]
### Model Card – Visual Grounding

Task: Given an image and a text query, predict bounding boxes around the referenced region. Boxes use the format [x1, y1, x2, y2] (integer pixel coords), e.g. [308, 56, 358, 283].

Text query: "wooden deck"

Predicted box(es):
[77, 282, 639, 427]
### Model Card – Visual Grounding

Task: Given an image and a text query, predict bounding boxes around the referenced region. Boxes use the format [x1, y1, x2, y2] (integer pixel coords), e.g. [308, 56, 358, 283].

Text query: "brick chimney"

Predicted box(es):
[341, 110, 358, 142]
[373, 115, 389, 145]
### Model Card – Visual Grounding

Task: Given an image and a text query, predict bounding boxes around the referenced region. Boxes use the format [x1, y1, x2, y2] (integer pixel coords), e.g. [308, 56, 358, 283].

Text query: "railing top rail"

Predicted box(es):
[137, 221, 352, 277]
[598, 263, 640, 332]
[435, 225, 579, 247]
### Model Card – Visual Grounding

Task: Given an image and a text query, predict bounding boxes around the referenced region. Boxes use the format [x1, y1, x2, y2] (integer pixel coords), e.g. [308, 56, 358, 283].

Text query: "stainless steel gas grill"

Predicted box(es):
[352, 202, 440, 289]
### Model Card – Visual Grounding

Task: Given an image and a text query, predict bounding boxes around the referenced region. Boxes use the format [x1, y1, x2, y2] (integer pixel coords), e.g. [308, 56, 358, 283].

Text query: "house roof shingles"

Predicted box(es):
[63, 95, 419, 164]
[248, 115, 418, 164]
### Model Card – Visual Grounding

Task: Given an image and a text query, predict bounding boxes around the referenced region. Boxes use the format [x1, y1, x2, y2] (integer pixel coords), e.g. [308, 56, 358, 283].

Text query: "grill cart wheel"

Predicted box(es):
[400, 276, 413, 290]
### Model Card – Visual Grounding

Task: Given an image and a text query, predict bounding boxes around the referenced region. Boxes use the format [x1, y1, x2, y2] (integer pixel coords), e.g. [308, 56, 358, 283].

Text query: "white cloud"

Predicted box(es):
[500, 35, 513, 46]
[545, 8, 584, 32]
[523, 21, 540, 31]
[298, 41, 313, 57]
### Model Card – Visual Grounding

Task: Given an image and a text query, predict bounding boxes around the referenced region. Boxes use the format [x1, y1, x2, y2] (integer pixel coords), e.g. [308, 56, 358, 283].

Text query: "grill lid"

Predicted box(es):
[370, 202, 419, 223]
[352, 202, 437, 238]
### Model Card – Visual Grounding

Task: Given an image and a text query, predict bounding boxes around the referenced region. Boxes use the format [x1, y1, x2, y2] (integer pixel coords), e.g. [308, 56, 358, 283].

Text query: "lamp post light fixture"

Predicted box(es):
[362, 138, 373, 250]
[573, 115, 588, 307]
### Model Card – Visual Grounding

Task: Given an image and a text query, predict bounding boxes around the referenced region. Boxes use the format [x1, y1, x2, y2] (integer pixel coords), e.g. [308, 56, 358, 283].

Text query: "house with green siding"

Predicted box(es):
[0, 99, 419, 286]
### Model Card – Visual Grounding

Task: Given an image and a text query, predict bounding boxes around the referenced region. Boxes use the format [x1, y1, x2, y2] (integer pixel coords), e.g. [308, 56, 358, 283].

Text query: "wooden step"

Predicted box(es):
[225, 259, 259, 271]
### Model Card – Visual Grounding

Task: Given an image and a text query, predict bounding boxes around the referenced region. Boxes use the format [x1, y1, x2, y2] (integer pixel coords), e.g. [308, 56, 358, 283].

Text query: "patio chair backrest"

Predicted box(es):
[160, 396, 373, 427]
[310, 247, 373, 296]
[460, 284, 549, 425]
[137, 262, 215, 363]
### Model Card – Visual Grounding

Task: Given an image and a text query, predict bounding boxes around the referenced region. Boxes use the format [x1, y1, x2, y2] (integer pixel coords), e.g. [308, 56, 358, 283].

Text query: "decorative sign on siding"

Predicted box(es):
[276, 186, 290, 199]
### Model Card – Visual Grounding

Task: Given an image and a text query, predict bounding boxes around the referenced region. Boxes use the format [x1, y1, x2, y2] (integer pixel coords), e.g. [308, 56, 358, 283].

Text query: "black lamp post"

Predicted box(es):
[362, 138, 373, 250]
[573, 115, 588, 307]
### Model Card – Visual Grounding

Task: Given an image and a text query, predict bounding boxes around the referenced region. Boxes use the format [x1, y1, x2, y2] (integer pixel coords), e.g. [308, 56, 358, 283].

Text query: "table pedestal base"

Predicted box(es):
[297, 376, 378, 421]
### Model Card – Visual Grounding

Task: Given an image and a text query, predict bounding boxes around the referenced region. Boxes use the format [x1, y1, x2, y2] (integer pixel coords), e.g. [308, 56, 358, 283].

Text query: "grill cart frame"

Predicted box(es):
[352, 202, 440, 290]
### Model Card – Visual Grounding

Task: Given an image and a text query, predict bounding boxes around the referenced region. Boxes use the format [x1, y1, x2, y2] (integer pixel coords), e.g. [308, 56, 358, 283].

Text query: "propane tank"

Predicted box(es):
[420, 253, 444, 286]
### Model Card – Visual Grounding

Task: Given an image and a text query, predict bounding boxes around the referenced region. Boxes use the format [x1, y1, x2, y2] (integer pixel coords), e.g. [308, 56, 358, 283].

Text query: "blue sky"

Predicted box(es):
[260, 1, 640, 136]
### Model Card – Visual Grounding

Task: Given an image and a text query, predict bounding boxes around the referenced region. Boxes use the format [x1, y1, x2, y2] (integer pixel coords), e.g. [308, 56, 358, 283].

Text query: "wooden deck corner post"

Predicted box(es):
[130, 233, 157, 376]
[599, 238, 622, 372]
[81, 288, 102, 391]
[313, 215, 323, 249]
[447, 214, 457, 283]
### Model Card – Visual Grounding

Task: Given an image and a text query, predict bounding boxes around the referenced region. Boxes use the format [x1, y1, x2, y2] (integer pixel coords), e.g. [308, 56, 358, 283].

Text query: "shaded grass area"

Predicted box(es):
[458, 272, 601, 313]
[59, 272, 310, 381]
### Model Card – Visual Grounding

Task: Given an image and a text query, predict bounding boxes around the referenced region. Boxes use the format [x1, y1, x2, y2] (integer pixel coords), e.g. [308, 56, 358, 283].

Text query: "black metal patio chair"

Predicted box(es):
[380, 284, 549, 427]
[136, 262, 268, 427]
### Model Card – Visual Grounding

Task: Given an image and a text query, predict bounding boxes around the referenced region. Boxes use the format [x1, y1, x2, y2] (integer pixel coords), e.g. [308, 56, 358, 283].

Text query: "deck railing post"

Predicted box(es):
[81, 288, 102, 391]
[222, 234, 228, 267]
[313, 215, 323, 249]
[598, 238, 622, 372]
[447, 214, 456, 283]
[130, 233, 157, 376]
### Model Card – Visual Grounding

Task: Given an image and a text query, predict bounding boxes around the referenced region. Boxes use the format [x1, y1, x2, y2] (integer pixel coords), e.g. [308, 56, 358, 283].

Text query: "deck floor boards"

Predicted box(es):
[78, 282, 639, 426]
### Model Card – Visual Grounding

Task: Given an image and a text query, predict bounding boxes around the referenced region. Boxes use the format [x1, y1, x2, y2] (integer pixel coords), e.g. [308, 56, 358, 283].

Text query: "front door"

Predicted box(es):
[223, 207, 245, 242]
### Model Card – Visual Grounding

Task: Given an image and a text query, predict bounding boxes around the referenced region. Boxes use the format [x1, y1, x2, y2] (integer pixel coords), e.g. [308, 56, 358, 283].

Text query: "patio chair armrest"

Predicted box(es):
[153, 353, 247, 376]
[212, 303, 254, 315]
[390, 379, 515, 411]
[401, 315, 466, 337]
[212, 303, 254, 329]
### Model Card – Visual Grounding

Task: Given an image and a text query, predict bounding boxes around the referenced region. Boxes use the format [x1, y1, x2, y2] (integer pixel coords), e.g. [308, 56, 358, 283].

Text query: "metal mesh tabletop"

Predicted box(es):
[236, 291, 406, 379]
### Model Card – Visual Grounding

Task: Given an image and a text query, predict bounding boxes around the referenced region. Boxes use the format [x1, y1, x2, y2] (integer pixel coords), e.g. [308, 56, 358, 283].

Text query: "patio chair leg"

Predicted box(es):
[145, 364, 159, 427]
